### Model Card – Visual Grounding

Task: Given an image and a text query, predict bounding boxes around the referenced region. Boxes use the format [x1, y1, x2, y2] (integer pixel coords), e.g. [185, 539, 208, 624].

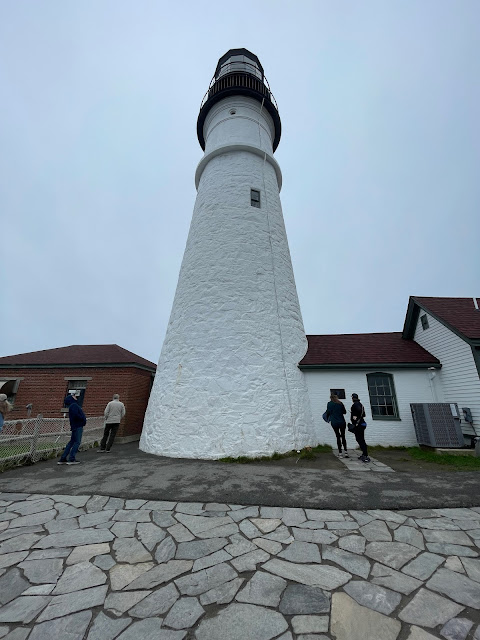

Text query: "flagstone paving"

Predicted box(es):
[0, 494, 479, 638]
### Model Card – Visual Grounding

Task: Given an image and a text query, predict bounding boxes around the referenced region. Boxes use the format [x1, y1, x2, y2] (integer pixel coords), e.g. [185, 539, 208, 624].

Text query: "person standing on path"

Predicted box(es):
[351, 392, 370, 463]
[0, 393, 13, 433]
[99, 393, 126, 452]
[325, 393, 349, 458]
[58, 391, 87, 465]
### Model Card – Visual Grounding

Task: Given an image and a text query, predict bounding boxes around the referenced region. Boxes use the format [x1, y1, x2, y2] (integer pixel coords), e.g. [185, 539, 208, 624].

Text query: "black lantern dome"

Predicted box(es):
[197, 48, 281, 152]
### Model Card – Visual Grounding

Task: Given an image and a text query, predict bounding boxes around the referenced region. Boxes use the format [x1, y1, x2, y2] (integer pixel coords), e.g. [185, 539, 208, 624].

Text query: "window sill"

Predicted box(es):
[371, 416, 401, 421]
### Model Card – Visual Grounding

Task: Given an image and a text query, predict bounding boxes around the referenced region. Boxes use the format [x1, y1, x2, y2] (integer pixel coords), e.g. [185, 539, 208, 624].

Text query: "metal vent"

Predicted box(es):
[410, 403, 464, 448]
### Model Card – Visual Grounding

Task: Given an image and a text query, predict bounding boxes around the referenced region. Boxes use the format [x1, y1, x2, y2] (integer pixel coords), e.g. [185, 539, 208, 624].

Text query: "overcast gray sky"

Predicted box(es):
[1, 1, 479, 364]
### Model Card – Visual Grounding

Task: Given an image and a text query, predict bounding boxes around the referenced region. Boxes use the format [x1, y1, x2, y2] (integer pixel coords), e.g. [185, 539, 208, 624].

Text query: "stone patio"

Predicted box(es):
[0, 493, 479, 638]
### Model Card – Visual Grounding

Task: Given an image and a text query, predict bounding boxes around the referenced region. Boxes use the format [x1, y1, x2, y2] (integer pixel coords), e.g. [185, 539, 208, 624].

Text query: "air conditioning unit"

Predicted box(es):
[410, 403, 464, 448]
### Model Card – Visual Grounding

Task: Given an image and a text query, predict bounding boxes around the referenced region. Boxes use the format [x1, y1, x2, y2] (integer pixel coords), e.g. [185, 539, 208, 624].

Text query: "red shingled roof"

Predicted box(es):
[0, 345, 156, 370]
[413, 297, 480, 340]
[300, 332, 439, 366]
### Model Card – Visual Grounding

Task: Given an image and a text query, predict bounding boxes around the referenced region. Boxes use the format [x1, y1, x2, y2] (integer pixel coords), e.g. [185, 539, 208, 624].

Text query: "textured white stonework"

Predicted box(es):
[141, 95, 317, 459]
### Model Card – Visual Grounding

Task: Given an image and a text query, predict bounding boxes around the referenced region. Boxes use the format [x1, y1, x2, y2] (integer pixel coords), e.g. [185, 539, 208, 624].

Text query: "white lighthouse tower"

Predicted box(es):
[141, 49, 317, 459]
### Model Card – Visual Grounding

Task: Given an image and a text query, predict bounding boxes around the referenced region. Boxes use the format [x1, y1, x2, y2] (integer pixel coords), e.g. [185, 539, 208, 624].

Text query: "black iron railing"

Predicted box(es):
[200, 71, 278, 112]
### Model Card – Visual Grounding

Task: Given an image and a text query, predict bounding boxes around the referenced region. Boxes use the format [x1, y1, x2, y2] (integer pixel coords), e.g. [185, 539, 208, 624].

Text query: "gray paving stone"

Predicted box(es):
[196, 523, 238, 539]
[236, 571, 286, 606]
[279, 584, 330, 615]
[23, 584, 55, 595]
[117, 619, 185, 640]
[227, 507, 259, 522]
[277, 634, 293, 640]
[176, 502, 204, 515]
[367, 510, 406, 524]
[2, 629, 30, 640]
[193, 549, 231, 572]
[343, 580, 401, 614]
[350, 510, 376, 526]
[295, 521, 326, 530]
[291, 528, 338, 545]
[424, 530, 473, 545]
[440, 617, 474, 640]
[77, 511, 115, 528]
[44, 517, 78, 534]
[29, 610, 92, 640]
[109, 563, 154, 590]
[394, 525, 425, 550]
[231, 549, 270, 572]
[322, 546, 371, 578]
[278, 541, 321, 564]
[360, 520, 392, 542]
[427, 568, 480, 608]
[399, 587, 464, 627]
[137, 523, 166, 551]
[0, 552, 29, 569]
[155, 537, 176, 564]
[305, 509, 344, 522]
[426, 543, 478, 557]
[167, 524, 195, 543]
[0, 596, 51, 623]
[26, 549, 70, 561]
[365, 542, 421, 569]
[53, 561, 107, 594]
[238, 520, 261, 539]
[33, 528, 113, 549]
[0, 534, 41, 555]
[175, 538, 226, 560]
[51, 496, 90, 508]
[249, 518, 281, 534]
[331, 592, 401, 640]
[253, 538, 282, 555]
[127, 560, 194, 591]
[93, 554, 116, 570]
[338, 535, 366, 554]
[143, 501, 176, 511]
[461, 557, 480, 583]
[452, 519, 480, 531]
[85, 495, 109, 513]
[174, 514, 232, 536]
[371, 562, 423, 595]
[125, 500, 147, 509]
[112, 510, 151, 523]
[105, 498, 124, 511]
[56, 506, 85, 521]
[402, 552, 444, 580]
[8, 511, 56, 530]
[19, 558, 63, 584]
[415, 518, 459, 530]
[445, 556, 465, 573]
[0, 494, 29, 502]
[175, 562, 237, 595]
[105, 590, 151, 616]
[263, 558, 351, 589]
[37, 585, 107, 622]
[195, 602, 288, 640]
[262, 525, 293, 543]
[291, 615, 328, 634]
[200, 578, 244, 605]
[436, 508, 480, 520]
[163, 596, 204, 629]
[205, 503, 229, 511]
[66, 543, 110, 565]
[87, 611, 132, 640]
[260, 507, 283, 519]
[113, 538, 152, 563]
[152, 511, 177, 528]
[280, 508, 305, 526]
[0, 569, 29, 605]
[128, 583, 178, 618]
[8, 499, 54, 516]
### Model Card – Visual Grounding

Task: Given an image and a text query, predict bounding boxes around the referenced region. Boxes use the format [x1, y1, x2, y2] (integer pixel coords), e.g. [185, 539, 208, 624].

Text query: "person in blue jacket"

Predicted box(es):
[58, 391, 87, 465]
[325, 392, 349, 458]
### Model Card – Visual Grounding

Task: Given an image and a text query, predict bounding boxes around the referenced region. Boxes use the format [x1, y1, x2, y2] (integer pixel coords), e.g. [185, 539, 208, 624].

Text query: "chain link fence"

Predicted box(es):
[0, 415, 105, 468]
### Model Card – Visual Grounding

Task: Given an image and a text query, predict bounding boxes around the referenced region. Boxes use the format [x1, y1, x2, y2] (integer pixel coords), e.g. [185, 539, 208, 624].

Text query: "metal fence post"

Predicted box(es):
[29, 414, 43, 463]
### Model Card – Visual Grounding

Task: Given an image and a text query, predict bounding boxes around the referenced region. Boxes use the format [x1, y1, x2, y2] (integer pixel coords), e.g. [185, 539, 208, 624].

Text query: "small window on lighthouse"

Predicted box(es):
[251, 189, 261, 208]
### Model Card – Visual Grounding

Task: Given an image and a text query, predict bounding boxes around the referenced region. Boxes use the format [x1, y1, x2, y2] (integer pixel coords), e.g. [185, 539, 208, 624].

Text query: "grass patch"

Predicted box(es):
[407, 447, 480, 468]
[219, 444, 332, 464]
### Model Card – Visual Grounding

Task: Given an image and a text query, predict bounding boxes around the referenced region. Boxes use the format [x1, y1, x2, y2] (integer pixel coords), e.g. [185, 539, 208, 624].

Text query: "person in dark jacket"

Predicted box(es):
[325, 393, 349, 458]
[351, 393, 370, 463]
[58, 391, 87, 465]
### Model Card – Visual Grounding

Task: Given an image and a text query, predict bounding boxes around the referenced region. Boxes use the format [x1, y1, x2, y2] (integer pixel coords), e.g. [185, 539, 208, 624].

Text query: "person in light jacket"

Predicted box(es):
[0, 393, 13, 433]
[99, 394, 126, 452]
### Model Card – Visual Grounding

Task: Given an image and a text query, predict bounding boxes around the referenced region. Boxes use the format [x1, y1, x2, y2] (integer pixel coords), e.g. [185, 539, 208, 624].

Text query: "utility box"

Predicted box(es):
[410, 403, 464, 448]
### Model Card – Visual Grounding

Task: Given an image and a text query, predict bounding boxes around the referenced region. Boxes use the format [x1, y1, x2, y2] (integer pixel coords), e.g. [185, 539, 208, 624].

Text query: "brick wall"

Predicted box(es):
[1, 366, 154, 439]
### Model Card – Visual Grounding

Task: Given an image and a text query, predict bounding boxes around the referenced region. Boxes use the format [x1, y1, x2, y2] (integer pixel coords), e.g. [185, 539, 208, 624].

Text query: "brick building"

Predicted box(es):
[0, 345, 156, 442]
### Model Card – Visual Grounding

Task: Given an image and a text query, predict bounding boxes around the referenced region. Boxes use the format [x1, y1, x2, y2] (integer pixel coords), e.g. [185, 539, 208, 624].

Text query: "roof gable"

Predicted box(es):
[300, 332, 439, 368]
[0, 345, 156, 370]
[403, 297, 480, 341]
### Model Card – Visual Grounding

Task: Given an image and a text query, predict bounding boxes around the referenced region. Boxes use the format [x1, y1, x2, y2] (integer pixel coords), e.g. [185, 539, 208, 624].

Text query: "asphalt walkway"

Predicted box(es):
[0, 443, 479, 510]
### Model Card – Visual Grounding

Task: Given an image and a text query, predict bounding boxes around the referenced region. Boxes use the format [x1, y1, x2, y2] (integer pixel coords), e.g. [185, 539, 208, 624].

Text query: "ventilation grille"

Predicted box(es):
[411, 403, 464, 448]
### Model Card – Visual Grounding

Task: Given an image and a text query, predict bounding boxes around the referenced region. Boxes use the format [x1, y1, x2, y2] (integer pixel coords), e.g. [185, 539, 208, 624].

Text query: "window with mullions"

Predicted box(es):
[251, 189, 261, 208]
[366, 373, 400, 420]
[421, 314, 429, 330]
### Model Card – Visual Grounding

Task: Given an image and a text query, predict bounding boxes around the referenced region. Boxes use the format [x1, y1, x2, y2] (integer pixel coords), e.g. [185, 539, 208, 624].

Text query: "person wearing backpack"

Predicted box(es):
[324, 393, 349, 458]
[350, 393, 370, 463]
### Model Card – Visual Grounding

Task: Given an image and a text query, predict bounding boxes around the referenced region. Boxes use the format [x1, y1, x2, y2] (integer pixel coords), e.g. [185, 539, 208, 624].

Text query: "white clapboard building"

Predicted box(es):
[302, 297, 480, 449]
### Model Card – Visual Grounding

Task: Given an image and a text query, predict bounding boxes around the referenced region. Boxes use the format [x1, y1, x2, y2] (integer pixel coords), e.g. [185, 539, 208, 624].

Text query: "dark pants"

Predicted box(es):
[60, 427, 83, 462]
[331, 424, 347, 452]
[354, 425, 368, 456]
[100, 423, 120, 451]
